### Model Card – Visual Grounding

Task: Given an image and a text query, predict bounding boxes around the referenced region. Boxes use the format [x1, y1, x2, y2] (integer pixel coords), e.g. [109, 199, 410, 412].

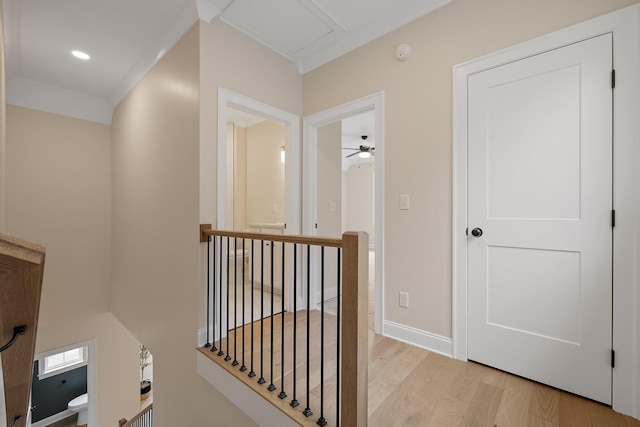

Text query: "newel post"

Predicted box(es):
[341, 231, 369, 427]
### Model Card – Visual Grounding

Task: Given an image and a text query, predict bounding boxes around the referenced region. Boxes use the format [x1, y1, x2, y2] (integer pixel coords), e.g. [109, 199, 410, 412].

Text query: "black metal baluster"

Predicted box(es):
[290, 243, 299, 408]
[318, 247, 327, 426]
[205, 234, 211, 348]
[279, 242, 287, 399]
[232, 237, 239, 366]
[211, 235, 218, 352]
[336, 247, 341, 427]
[225, 237, 231, 362]
[240, 238, 247, 372]
[218, 236, 224, 357]
[249, 239, 256, 378]
[258, 240, 266, 385]
[268, 241, 276, 392]
[303, 245, 313, 417]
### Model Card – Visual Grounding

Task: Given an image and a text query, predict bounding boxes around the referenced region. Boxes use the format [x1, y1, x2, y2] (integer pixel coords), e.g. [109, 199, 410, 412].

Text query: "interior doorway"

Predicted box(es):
[453, 5, 640, 417]
[29, 339, 97, 427]
[217, 88, 300, 315]
[303, 92, 384, 334]
[226, 108, 285, 324]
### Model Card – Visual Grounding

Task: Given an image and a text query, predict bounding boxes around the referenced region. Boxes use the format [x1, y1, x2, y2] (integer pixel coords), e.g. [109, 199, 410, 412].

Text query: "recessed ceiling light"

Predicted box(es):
[71, 50, 90, 60]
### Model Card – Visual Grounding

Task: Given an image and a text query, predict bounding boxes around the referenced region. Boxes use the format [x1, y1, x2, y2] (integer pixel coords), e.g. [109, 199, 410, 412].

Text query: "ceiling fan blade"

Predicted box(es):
[370, 147, 375, 151]
[345, 152, 360, 158]
[341, 148, 359, 150]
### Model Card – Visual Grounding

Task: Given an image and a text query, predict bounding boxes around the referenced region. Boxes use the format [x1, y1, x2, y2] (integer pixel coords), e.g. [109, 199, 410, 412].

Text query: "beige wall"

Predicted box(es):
[199, 19, 303, 227]
[246, 121, 286, 225]
[6, 106, 112, 322]
[5, 105, 140, 426]
[303, 0, 639, 337]
[344, 162, 375, 246]
[110, 23, 257, 426]
[0, 2, 6, 231]
[228, 123, 248, 231]
[316, 122, 342, 238]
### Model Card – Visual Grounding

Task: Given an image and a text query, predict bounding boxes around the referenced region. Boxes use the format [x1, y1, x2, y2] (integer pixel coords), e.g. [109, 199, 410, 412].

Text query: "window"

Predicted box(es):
[38, 345, 88, 379]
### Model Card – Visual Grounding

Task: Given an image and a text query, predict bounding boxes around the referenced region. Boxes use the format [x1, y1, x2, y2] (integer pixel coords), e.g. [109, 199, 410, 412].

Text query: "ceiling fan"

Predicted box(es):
[343, 135, 375, 159]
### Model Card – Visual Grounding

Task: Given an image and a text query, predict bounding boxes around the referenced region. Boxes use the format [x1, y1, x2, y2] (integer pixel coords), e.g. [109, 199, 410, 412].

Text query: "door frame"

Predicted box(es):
[303, 92, 385, 334]
[29, 339, 97, 427]
[452, 5, 640, 418]
[217, 87, 300, 312]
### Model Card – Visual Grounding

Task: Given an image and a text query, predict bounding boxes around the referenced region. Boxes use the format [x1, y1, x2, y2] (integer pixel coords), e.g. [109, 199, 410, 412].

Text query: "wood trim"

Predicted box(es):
[200, 225, 343, 248]
[119, 403, 153, 427]
[200, 223, 212, 243]
[0, 232, 46, 427]
[340, 231, 368, 427]
[197, 347, 318, 426]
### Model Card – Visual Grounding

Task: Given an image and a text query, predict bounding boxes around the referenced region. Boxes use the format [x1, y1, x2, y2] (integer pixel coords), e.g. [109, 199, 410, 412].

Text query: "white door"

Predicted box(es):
[467, 34, 613, 404]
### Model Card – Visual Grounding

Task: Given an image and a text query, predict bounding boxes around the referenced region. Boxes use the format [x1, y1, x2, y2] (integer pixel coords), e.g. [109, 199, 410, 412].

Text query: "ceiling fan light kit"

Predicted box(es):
[343, 135, 375, 158]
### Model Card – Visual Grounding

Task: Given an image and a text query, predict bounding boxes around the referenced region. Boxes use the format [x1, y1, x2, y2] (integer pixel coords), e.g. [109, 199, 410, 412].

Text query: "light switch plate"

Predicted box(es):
[400, 195, 410, 210]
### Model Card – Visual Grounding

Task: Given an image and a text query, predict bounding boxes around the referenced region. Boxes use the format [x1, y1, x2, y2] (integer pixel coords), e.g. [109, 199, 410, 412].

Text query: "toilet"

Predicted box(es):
[228, 249, 249, 284]
[68, 393, 88, 426]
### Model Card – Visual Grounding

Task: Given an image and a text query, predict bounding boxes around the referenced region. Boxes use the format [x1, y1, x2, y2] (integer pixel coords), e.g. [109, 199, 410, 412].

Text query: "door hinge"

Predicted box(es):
[315, 223, 318, 229]
[284, 223, 287, 230]
[611, 349, 615, 368]
[611, 209, 616, 227]
[611, 69, 616, 89]
[465, 227, 469, 236]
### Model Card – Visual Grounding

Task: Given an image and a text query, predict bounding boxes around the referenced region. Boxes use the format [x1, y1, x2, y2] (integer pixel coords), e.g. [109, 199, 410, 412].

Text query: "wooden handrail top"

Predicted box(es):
[119, 403, 153, 427]
[200, 225, 343, 248]
[0, 232, 46, 264]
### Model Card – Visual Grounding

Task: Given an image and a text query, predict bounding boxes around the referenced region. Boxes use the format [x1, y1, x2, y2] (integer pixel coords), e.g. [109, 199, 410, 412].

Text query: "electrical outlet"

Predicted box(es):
[399, 292, 409, 308]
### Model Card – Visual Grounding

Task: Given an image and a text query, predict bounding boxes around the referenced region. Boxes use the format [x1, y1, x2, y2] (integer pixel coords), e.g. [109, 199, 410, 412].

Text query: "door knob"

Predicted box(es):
[471, 228, 483, 237]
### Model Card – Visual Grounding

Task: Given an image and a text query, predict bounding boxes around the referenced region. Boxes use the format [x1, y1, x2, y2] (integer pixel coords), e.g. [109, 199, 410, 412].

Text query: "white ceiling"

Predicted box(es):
[2, 0, 451, 124]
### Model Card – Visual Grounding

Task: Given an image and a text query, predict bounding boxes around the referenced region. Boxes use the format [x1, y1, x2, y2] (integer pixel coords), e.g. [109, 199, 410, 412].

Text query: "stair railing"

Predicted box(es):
[198, 225, 368, 427]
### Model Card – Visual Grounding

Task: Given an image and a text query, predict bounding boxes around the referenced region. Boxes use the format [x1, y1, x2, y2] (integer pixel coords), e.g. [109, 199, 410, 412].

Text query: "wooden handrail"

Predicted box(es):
[198, 225, 368, 426]
[200, 224, 343, 248]
[0, 233, 46, 427]
[118, 403, 153, 427]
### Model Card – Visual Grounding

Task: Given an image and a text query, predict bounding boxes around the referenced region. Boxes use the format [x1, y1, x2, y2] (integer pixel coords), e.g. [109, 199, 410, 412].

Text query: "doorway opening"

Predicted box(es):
[226, 108, 285, 324]
[217, 88, 300, 316]
[303, 92, 384, 333]
[29, 339, 96, 427]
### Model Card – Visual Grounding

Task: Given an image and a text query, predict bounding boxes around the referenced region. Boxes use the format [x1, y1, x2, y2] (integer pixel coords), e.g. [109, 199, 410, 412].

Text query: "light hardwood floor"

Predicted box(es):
[366, 331, 639, 427]
[203, 310, 640, 427]
[202, 249, 640, 426]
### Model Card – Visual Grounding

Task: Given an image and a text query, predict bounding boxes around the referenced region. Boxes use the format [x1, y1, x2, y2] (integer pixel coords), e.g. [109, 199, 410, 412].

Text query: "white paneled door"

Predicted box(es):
[467, 34, 613, 404]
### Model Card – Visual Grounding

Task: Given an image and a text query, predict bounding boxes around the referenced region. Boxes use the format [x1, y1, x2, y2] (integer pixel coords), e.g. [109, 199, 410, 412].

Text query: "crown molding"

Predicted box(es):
[297, 0, 452, 74]
[7, 77, 113, 124]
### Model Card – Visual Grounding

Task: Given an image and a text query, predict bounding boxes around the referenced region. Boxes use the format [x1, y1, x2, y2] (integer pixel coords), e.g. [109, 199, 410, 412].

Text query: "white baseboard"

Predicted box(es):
[198, 326, 222, 348]
[31, 409, 74, 427]
[383, 320, 453, 358]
